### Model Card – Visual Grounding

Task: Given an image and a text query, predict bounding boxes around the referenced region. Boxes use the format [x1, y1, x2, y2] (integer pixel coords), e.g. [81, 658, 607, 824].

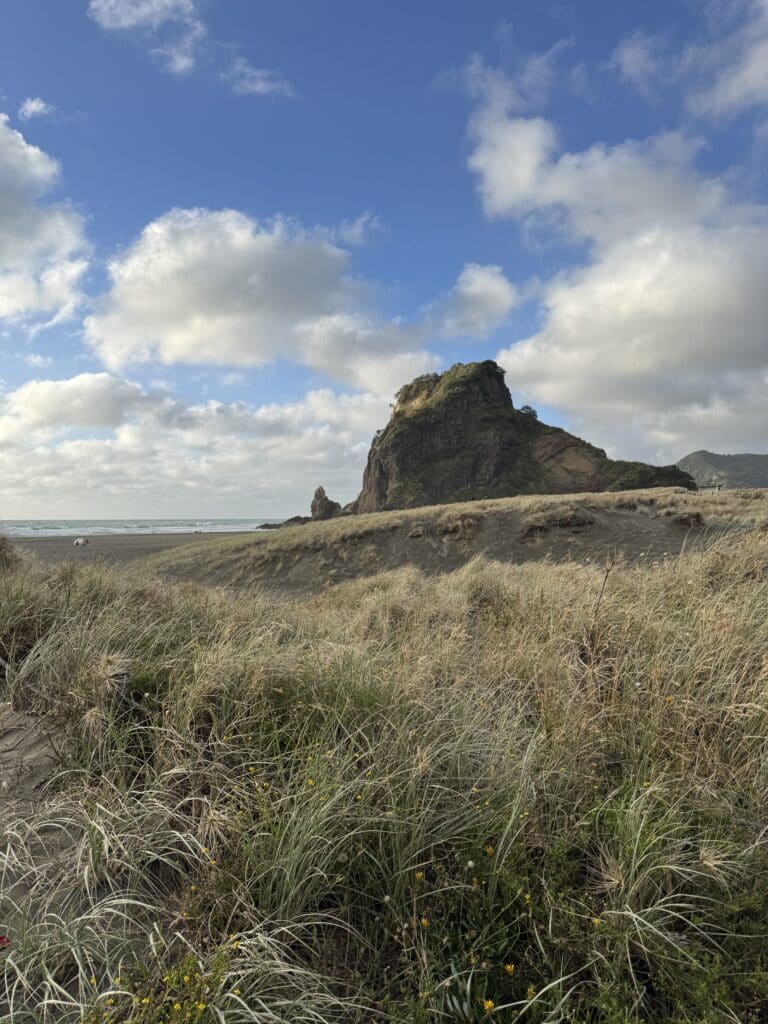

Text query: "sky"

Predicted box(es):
[1, 0, 767, 518]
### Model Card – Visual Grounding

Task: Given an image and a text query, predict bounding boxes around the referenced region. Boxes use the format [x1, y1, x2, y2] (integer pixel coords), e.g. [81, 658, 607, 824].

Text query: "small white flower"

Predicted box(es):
[383, 895, 391, 903]
[466, 860, 475, 869]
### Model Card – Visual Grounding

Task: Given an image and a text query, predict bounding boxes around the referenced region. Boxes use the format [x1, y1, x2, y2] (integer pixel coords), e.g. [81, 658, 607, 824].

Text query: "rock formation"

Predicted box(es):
[350, 361, 695, 513]
[311, 486, 342, 521]
[677, 450, 768, 489]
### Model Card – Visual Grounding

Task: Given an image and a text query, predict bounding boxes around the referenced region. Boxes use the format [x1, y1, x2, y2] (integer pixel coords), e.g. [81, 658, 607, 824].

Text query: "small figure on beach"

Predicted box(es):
[73, 537, 89, 548]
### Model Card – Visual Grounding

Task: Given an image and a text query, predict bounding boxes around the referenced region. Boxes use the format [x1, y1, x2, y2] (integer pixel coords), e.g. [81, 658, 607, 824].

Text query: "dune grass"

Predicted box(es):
[2, 527, 768, 1021]
[149, 487, 768, 575]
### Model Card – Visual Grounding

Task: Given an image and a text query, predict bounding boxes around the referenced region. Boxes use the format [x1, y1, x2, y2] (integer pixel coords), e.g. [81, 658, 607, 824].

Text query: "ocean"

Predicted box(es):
[0, 519, 283, 538]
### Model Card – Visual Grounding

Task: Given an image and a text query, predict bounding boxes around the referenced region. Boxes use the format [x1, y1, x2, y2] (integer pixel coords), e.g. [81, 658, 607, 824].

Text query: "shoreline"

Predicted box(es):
[15, 531, 254, 567]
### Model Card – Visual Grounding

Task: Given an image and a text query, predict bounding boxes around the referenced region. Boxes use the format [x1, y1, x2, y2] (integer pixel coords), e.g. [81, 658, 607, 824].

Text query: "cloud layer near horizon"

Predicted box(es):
[0, 371, 389, 516]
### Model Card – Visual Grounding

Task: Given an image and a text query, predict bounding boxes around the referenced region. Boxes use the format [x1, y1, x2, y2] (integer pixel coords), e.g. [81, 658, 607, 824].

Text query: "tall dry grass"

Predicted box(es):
[1, 529, 768, 1022]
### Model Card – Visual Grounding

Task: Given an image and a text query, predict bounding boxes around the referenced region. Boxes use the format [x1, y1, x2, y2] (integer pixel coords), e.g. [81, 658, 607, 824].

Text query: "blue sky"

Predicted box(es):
[0, 0, 767, 516]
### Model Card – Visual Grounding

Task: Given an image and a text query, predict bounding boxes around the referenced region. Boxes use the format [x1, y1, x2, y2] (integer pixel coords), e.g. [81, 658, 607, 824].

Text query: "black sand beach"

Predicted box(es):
[17, 531, 254, 567]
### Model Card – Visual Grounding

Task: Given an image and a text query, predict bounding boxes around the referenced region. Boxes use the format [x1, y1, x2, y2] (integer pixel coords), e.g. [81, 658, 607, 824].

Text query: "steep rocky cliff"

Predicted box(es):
[677, 450, 768, 489]
[349, 361, 695, 513]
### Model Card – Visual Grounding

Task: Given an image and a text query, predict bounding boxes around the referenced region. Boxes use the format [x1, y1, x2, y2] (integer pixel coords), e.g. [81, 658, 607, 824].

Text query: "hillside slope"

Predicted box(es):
[155, 487, 765, 594]
[678, 449, 768, 488]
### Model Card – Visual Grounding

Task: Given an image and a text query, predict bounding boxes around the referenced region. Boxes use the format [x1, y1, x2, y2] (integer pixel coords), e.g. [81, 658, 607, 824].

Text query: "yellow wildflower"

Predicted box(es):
[420, 916, 429, 928]
[504, 962, 515, 975]
[527, 985, 535, 999]
[483, 998, 495, 1014]
[415, 870, 425, 881]
[484, 844, 494, 856]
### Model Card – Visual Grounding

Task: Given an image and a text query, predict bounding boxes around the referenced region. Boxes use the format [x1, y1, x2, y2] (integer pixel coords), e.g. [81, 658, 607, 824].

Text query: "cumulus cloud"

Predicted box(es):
[466, 71, 768, 460]
[469, 85, 725, 248]
[436, 263, 518, 336]
[0, 114, 88, 327]
[0, 372, 390, 516]
[223, 57, 294, 98]
[84, 208, 442, 394]
[19, 97, 56, 121]
[0, 372, 152, 442]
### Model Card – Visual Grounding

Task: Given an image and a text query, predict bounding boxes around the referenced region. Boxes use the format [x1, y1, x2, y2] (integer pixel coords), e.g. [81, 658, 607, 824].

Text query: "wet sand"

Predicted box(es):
[16, 532, 254, 567]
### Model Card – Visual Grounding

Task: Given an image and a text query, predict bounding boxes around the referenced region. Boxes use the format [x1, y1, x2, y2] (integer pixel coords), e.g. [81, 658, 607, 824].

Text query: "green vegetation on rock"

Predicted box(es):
[351, 361, 696, 513]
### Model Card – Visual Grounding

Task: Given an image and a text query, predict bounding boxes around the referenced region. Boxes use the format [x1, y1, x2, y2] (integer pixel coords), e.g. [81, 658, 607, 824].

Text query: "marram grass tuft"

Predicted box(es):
[1, 529, 768, 1021]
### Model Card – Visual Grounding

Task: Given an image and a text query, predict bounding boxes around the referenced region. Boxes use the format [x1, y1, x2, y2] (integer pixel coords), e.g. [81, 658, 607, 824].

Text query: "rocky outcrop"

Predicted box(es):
[351, 361, 696, 513]
[311, 486, 342, 521]
[677, 450, 768, 489]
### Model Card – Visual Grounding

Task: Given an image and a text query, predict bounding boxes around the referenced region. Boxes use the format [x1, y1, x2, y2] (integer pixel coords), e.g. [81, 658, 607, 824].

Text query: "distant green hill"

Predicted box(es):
[677, 450, 768, 488]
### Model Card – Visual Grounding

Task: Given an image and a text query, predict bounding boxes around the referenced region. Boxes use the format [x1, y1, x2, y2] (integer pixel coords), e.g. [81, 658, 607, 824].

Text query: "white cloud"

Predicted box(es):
[466, 72, 768, 461]
[461, 45, 572, 114]
[331, 212, 382, 247]
[612, 2, 768, 120]
[88, 0, 196, 31]
[0, 114, 88, 327]
[0, 372, 151, 442]
[223, 57, 294, 98]
[88, 0, 292, 90]
[24, 352, 53, 367]
[84, 208, 439, 395]
[19, 97, 56, 121]
[468, 85, 725, 249]
[687, 0, 768, 117]
[611, 32, 668, 100]
[438, 262, 518, 336]
[88, 0, 206, 74]
[0, 373, 390, 516]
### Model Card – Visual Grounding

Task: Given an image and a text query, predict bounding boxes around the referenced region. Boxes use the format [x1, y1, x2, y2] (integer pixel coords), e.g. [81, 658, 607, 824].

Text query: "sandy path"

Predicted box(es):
[0, 704, 54, 814]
